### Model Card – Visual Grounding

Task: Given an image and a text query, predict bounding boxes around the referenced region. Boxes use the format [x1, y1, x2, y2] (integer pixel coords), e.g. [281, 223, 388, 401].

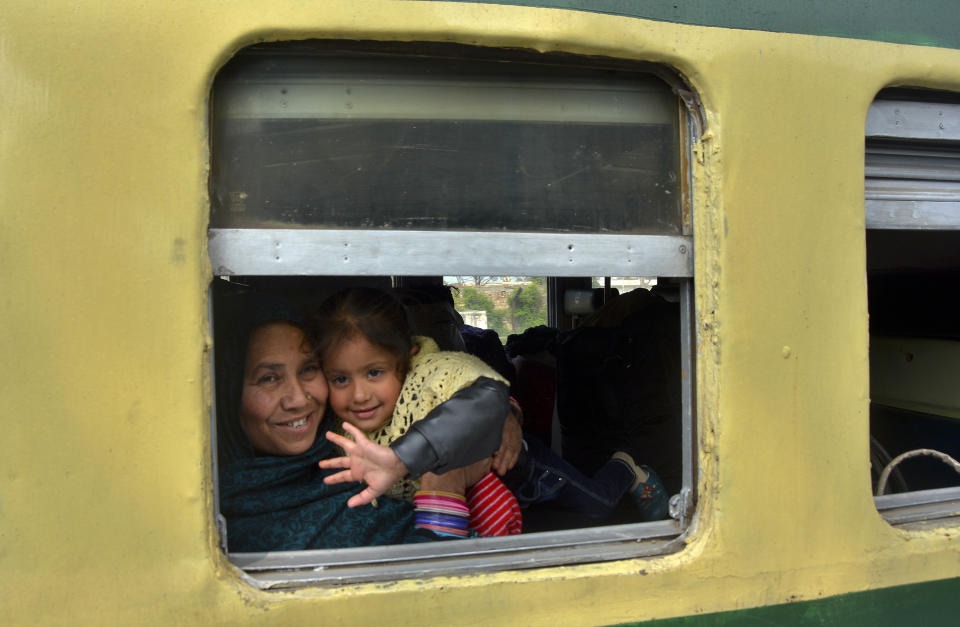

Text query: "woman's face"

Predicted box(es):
[240, 322, 328, 456]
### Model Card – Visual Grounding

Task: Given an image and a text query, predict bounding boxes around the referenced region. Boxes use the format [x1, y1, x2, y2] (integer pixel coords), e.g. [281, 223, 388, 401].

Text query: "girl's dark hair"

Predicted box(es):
[311, 287, 414, 377]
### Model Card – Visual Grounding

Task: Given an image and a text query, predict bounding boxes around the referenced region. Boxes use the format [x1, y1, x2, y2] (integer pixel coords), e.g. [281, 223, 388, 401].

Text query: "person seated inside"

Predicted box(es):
[313, 287, 670, 535]
[213, 280, 512, 550]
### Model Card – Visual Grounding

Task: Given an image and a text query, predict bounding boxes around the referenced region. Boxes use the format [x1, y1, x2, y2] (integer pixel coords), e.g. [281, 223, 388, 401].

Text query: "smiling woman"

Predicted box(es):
[239, 322, 326, 457]
[212, 282, 510, 551]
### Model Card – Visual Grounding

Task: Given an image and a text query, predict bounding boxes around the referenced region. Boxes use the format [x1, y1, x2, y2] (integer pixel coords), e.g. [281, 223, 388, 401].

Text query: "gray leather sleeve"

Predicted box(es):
[390, 377, 509, 478]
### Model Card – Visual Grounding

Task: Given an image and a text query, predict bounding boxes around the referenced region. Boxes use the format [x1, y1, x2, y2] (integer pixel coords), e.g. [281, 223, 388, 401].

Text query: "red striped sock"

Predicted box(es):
[466, 471, 522, 536]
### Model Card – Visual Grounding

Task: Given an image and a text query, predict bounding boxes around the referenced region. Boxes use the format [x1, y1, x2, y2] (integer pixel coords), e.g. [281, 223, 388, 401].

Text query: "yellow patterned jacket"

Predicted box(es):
[363, 336, 508, 501]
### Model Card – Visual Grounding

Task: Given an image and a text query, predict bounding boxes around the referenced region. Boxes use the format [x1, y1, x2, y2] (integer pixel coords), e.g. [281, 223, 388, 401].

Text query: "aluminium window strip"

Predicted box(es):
[866, 146, 960, 182]
[208, 229, 694, 278]
[875, 486, 960, 526]
[866, 100, 960, 142]
[231, 519, 683, 589]
[865, 120, 960, 230]
[674, 279, 697, 526]
[866, 179, 960, 202]
[865, 200, 960, 229]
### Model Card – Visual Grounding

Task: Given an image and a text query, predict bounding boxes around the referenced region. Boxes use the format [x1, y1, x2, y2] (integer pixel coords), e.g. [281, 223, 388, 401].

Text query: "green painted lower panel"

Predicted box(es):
[615, 577, 960, 626]
[437, 1, 960, 50]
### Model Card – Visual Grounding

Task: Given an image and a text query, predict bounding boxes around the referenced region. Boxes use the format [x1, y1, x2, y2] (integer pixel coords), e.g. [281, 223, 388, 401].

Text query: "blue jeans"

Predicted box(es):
[503, 435, 636, 520]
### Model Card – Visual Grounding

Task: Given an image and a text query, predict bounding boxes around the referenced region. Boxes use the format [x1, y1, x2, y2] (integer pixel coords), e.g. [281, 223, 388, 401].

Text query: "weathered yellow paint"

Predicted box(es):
[2, 1, 959, 625]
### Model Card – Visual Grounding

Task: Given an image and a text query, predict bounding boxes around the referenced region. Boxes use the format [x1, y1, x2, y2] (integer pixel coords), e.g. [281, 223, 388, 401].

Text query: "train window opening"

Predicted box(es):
[866, 89, 960, 528]
[209, 41, 698, 587]
[443, 276, 549, 342]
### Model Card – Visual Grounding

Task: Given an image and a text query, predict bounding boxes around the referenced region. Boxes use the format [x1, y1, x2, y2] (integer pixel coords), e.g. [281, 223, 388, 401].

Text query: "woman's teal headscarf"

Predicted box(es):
[213, 280, 426, 551]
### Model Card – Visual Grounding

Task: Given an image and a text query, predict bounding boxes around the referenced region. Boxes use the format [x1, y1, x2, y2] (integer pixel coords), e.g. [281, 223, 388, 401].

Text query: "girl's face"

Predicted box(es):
[240, 322, 327, 456]
[323, 335, 404, 432]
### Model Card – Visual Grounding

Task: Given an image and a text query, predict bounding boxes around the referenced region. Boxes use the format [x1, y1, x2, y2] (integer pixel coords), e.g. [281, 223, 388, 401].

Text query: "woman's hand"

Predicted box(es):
[319, 422, 408, 508]
[492, 407, 523, 476]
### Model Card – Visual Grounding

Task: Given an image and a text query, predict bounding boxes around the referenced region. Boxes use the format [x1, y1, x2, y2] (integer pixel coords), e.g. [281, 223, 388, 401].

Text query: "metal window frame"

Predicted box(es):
[867, 94, 960, 524]
[232, 519, 683, 589]
[208, 45, 702, 588]
[866, 100, 960, 142]
[865, 99, 960, 229]
[876, 486, 960, 528]
[208, 234, 698, 587]
[208, 229, 692, 278]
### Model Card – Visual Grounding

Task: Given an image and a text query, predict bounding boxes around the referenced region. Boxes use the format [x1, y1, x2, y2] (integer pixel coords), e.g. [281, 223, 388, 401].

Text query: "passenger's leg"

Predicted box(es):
[505, 435, 636, 520]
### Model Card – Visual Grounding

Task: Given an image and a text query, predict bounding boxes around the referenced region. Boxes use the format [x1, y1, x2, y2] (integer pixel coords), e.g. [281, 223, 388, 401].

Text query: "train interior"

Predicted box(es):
[212, 272, 686, 534]
[867, 229, 960, 495]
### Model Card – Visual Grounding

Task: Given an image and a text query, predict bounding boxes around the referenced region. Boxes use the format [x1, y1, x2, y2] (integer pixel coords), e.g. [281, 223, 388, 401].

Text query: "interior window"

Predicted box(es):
[866, 89, 960, 528]
[209, 41, 698, 587]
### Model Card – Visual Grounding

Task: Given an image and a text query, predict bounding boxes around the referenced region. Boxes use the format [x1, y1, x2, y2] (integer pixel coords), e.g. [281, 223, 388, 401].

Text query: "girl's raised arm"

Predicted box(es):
[320, 422, 408, 507]
[320, 377, 511, 506]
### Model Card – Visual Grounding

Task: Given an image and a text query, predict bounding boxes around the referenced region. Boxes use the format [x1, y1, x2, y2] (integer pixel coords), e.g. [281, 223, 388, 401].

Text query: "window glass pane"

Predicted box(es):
[211, 49, 681, 234]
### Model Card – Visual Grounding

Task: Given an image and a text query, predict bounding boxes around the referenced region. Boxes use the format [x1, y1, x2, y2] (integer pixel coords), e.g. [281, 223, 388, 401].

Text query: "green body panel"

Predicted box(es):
[439, 1, 960, 49]
[617, 577, 960, 626]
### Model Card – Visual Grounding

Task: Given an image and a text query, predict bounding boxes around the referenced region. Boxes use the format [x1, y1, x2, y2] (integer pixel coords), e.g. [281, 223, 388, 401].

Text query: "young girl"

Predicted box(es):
[313, 287, 668, 535]
[313, 287, 522, 536]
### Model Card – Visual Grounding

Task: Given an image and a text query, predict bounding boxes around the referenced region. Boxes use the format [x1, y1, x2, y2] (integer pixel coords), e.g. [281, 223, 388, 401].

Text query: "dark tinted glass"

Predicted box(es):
[211, 49, 681, 234]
